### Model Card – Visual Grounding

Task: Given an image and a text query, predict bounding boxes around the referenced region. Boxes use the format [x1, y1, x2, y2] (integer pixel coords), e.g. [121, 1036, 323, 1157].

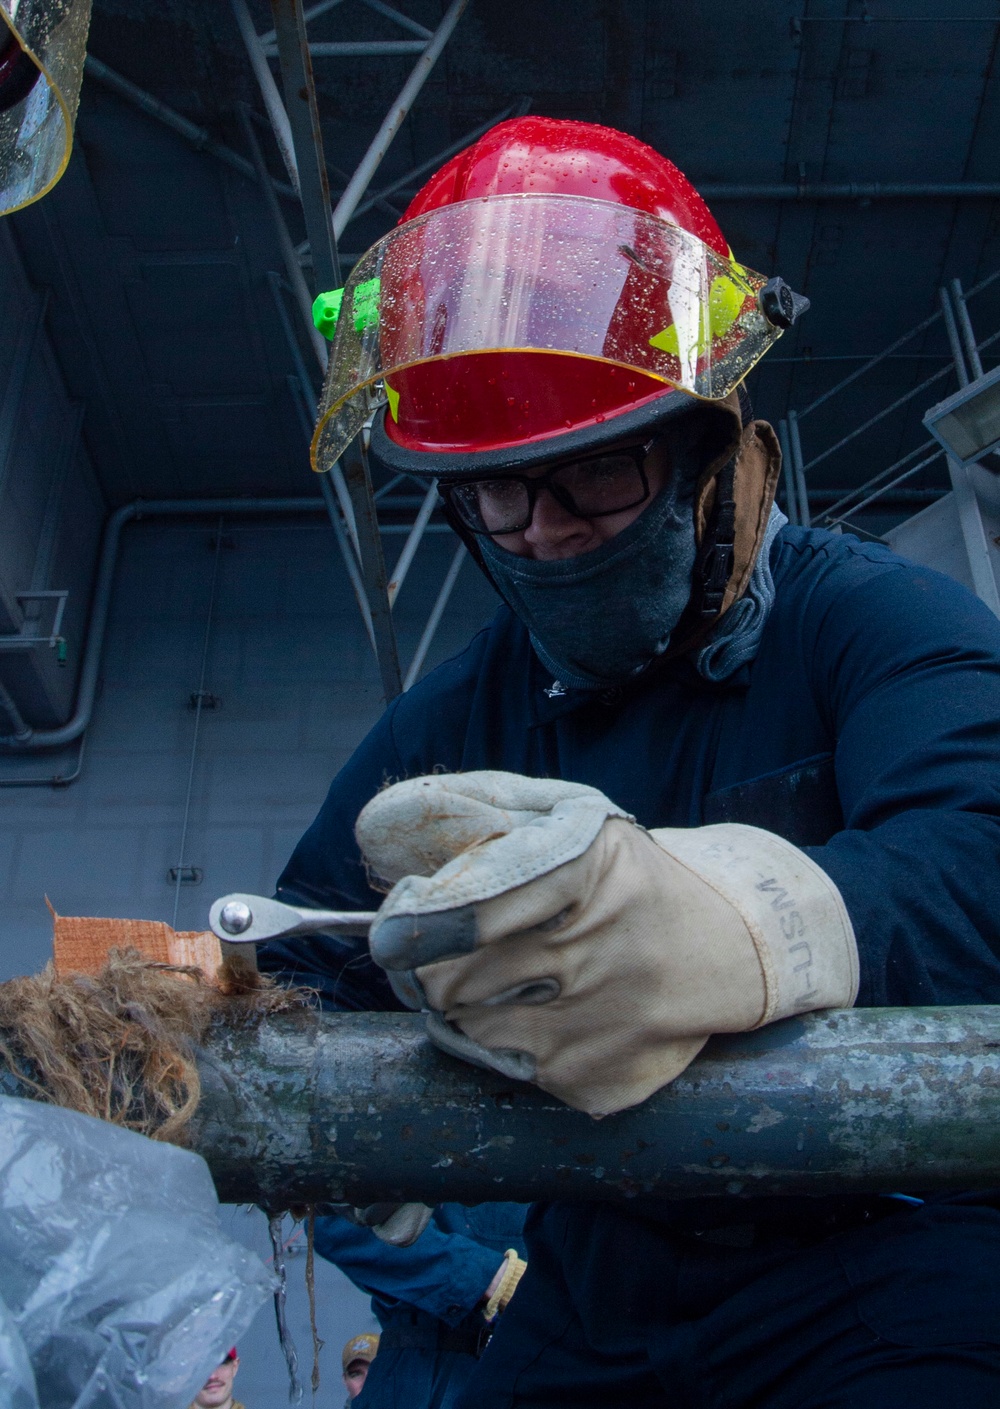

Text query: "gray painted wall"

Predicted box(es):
[0, 515, 497, 973]
[0, 223, 105, 728]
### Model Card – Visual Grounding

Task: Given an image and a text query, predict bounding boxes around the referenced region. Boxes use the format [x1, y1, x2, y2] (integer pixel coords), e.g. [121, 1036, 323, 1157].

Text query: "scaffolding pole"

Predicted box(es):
[332, 0, 471, 238]
[267, 0, 341, 293]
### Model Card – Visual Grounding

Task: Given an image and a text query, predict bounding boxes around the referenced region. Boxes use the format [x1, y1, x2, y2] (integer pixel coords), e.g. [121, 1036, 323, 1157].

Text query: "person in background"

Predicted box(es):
[342, 1333, 380, 1401]
[318, 1205, 526, 1408]
[189, 1348, 242, 1409]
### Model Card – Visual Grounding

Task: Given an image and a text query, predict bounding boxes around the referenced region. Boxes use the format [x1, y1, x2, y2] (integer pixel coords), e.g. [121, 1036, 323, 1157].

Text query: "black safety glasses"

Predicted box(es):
[443, 441, 654, 536]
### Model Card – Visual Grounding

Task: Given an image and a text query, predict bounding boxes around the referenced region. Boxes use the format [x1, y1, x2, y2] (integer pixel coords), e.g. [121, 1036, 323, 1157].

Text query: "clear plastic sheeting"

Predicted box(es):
[0, 1096, 274, 1409]
[312, 193, 780, 471]
[0, 0, 92, 216]
[0, 1295, 37, 1409]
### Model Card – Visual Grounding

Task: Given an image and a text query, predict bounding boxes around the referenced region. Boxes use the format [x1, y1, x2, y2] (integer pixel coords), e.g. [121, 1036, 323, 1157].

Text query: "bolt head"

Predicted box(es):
[760, 277, 796, 330]
[220, 900, 253, 935]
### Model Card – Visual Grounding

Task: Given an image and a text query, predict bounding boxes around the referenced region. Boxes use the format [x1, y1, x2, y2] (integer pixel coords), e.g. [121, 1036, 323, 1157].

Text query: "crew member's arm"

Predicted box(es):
[350, 559, 1000, 1117]
[792, 555, 1000, 1008]
[312, 1214, 511, 1326]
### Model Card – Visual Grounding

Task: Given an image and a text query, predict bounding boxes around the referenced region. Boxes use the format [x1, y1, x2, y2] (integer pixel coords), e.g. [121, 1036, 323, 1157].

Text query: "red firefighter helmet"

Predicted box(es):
[311, 117, 805, 477]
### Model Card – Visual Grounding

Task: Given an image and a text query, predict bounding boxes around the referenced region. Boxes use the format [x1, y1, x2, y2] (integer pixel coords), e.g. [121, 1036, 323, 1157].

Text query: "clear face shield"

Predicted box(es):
[0, 0, 92, 216]
[310, 193, 805, 473]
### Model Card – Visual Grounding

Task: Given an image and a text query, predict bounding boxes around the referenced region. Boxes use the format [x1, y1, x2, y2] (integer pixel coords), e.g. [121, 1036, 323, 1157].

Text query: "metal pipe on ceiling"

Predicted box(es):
[0, 497, 446, 755]
[0, 499, 305, 753]
[332, 0, 471, 239]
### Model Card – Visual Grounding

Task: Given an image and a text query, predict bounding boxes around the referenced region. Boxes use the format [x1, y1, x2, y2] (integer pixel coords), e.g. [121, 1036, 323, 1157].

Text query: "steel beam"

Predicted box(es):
[787, 410, 811, 528]
[268, 0, 341, 294]
[403, 543, 465, 689]
[359, 0, 432, 39]
[342, 446, 403, 699]
[949, 278, 985, 381]
[777, 419, 798, 526]
[269, 275, 360, 559]
[346, 103, 522, 225]
[241, 109, 327, 370]
[332, 0, 471, 239]
[938, 285, 1000, 617]
[187, 1007, 1000, 1208]
[387, 482, 438, 606]
[231, 0, 301, 194]
[258, 0, 347, 48]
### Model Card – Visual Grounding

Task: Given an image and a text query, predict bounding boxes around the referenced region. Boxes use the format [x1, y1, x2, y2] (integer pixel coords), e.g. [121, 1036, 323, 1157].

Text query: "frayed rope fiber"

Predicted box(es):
[0, 949, 312, 1144]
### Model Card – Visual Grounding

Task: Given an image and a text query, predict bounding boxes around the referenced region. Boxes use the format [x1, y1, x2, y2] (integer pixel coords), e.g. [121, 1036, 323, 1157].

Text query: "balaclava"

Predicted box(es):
[478, 409, 708, 691]
[475, 394, 781, 691]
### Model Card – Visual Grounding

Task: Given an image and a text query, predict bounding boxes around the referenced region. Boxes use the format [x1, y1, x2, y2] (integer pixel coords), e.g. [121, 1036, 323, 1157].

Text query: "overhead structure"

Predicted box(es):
[0, 0, 92, 215]
[230, 0, 474, 702]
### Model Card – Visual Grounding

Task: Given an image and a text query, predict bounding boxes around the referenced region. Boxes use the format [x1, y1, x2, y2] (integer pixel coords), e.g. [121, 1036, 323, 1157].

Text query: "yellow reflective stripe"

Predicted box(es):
[648, 323, 681, 356]
[384, 380, 400, 421]
[708, 274, 744, 339]
[649, 272, 748, 358]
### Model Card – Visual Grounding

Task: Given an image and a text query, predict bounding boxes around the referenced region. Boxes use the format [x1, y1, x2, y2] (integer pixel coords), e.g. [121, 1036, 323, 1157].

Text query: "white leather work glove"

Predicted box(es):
[356, 771, 859, 1118]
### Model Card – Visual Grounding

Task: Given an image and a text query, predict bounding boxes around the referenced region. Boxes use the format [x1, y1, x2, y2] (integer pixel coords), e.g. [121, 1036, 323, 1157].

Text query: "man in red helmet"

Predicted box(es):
[263, 118, 1000, 1406]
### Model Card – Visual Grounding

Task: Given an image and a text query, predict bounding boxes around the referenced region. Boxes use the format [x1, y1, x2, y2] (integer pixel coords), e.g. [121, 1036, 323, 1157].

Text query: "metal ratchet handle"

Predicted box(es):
[208, 893, 377, 945]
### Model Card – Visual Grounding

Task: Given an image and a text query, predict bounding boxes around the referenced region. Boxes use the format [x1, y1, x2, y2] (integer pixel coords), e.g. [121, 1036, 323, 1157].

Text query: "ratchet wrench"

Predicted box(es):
[208, 892, 377, 945]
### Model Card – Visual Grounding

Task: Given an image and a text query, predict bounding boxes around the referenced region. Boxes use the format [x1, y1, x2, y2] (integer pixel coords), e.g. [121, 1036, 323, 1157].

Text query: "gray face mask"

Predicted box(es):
[478, 431, 703, 691]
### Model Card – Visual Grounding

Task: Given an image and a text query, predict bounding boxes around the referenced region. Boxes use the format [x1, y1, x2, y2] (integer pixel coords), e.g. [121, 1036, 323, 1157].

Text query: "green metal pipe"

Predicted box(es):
[192, 1007, 1000, 1208]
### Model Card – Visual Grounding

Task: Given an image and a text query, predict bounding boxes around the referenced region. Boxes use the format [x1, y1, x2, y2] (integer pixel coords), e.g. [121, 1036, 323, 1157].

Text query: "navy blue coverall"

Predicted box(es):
[315, 1205, 526, 1409]
[264, 527, 1000, 1407]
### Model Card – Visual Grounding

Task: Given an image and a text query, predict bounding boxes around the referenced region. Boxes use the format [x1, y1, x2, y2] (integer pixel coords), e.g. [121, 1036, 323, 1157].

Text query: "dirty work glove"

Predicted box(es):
[361, 1202, 433, 1247]
[323, 1201, 433, 1247]
[356, 772, 858, 1118]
